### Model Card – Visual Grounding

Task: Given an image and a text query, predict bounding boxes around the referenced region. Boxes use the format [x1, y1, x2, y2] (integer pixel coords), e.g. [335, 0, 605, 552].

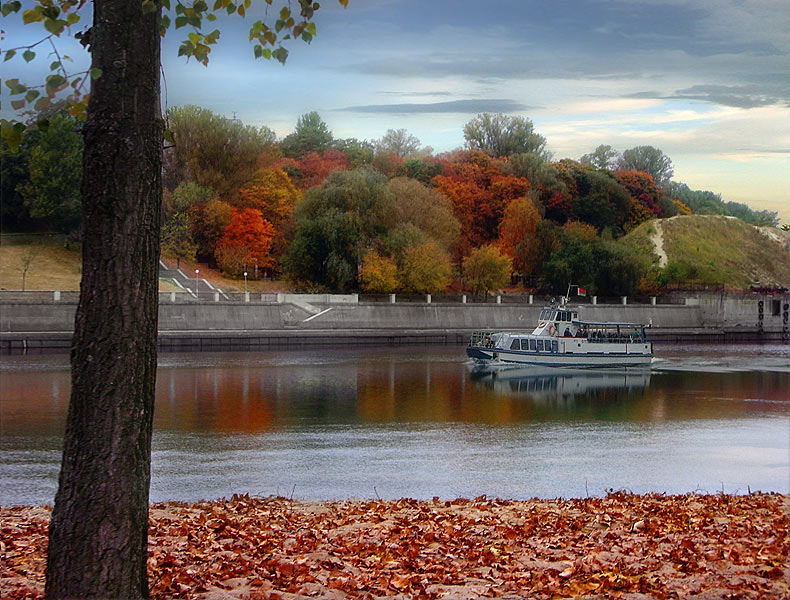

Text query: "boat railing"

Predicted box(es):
[468, 330, 494, 347]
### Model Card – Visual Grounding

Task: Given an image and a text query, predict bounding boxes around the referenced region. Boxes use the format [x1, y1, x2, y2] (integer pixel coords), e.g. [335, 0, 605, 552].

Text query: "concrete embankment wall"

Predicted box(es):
[1, 292, 788, 352]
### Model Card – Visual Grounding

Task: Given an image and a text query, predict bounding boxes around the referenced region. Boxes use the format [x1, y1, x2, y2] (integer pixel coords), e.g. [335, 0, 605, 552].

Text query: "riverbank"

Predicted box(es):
[2, 290, 789, 353]
[2, 493, 788, 599]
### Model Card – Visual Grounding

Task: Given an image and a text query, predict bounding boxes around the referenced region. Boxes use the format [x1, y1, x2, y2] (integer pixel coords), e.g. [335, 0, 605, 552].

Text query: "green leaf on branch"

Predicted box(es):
[37, 118, 50, 132]
[11, 98, 26, 110]
[44, 17, 66, 35]
[89, 68, 103, 80]
[22, 49, 36, 62]
[25, 89, 40, 102]
[22, 8, 43, 23]
[3, 49, 15, 61]
[142, 0, 157, 14]
[66, 12, 79, 25]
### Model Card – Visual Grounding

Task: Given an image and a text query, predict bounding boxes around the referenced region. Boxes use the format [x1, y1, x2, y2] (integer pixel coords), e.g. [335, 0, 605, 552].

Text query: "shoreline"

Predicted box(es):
[3, 492, 788, 599]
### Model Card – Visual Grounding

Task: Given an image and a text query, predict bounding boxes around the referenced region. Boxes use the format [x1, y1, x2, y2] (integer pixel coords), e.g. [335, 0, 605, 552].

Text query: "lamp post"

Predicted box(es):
[253, 258, 258, 279]
[243, 271, 248, 293]
[195, 269, 199, 297]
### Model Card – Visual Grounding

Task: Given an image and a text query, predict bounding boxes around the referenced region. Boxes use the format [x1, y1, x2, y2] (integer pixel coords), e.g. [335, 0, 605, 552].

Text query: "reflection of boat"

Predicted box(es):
[469, 364, 651, 397]
[467, 288, 653, 367]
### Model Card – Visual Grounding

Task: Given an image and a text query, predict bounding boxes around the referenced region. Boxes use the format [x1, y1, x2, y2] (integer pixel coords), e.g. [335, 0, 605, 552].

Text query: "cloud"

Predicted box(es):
[625, 84, 789, 109]
[335, 99, 534, 114]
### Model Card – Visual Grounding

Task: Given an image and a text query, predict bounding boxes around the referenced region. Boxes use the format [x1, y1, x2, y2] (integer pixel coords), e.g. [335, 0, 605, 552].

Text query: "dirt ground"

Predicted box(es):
[2, 492, 788, 599]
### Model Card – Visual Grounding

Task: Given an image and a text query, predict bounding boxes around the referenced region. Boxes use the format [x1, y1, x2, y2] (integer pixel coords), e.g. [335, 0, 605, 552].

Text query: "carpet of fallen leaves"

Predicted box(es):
[1, 492, 788, 599]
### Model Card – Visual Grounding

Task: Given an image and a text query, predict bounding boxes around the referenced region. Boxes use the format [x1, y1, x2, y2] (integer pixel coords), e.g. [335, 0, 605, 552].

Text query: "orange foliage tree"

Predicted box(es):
[359, 250, 399, 292]
[432, 150, 529, 256]
[497, 196, 542, 276]
[277, 149, 351, 190]
[215, 208, 275, 275]
[237, 167, 301, 262]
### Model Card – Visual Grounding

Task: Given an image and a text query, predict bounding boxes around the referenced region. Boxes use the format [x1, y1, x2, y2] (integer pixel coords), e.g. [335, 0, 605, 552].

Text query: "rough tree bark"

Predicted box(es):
[45, 0, 163, 597]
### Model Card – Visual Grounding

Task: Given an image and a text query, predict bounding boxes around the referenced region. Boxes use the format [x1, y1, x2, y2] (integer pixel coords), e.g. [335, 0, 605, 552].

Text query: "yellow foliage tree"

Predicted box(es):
[399, 241, 452, 293]
[463, 245, 512, 298]
[360, 250, 399, 292]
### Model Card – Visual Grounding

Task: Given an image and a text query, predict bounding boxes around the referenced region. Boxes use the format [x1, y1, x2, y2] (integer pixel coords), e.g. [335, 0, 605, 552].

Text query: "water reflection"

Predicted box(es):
[1, 346, 788, 505]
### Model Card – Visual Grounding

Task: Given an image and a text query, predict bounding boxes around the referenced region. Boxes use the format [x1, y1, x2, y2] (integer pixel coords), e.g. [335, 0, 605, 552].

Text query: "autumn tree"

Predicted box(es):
[164, 104, 276, 200]
[399, 240, 453, 293]
[432, 150, 528, 254]
[386, 176, 460, 251]
[284, 148, 351, 189]
[160, 212, 197, 268]
[618, 145, 674, 184]
[374, 128, 421, 158]
[2, 1, 349, 597]
[463, 113, 549, 159]
[359, 250, 399, 292]
[237, 167, 301, 261]
[280, 111, 334, 158]
[463, 245, 512, 298]
[497, 196, 542, 276]
[189, 197, 233, 260]
[216, 208, 276, 274]
[331, 137, 375, 168]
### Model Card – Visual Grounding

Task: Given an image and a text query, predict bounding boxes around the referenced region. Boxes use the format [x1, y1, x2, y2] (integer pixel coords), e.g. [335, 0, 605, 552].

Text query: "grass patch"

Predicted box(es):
[622, 215, 790, 288]
[0, 244, 83, 291]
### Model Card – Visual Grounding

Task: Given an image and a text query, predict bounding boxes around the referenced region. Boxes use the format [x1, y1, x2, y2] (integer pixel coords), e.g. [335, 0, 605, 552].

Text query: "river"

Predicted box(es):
[1, 344, 788, 505]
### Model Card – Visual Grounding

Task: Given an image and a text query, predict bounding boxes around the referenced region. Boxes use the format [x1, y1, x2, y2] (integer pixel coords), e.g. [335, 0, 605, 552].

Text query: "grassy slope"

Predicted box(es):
[0, 244, 284, 292]
[0, 244, 83, 291]
[622, 215, 790, 288]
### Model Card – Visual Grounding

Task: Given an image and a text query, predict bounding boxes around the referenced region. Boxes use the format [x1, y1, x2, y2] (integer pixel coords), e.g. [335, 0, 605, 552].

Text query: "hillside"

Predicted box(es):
[0, 244, 269, 292]
[623, 215, 790, 288]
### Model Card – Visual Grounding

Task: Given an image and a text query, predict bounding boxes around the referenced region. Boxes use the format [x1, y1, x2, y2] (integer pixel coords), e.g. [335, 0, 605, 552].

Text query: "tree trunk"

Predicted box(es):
[45, 1, 162, 598]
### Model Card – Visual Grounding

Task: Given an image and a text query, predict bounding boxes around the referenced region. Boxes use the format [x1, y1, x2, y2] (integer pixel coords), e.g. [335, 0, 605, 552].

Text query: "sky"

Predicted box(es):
[3, 0, 789, 222]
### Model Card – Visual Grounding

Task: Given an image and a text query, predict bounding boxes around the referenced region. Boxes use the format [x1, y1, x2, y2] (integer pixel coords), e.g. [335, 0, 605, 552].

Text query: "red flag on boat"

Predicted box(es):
[578, 288, 587, 296]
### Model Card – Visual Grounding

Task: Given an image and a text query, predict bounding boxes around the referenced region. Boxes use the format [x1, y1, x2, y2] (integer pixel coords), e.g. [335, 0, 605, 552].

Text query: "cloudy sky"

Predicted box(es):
[4, 0, 789, 221]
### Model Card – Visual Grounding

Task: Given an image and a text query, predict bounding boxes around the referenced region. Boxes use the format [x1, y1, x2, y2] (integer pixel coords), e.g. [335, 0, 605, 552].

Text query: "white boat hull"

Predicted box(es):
[467, 345, 653, 368]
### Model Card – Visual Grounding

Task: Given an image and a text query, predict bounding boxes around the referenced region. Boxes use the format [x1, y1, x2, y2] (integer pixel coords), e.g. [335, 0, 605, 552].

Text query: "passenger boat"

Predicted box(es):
[466, 288, 653, 367]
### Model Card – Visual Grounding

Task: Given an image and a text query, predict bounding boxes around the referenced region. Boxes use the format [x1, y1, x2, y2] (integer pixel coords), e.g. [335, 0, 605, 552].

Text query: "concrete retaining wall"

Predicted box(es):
[2, 292, 788, 352]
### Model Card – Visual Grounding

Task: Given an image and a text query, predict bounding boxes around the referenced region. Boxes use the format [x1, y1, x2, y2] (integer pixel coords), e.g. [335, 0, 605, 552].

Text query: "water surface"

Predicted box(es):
[1, 344, 788, 505]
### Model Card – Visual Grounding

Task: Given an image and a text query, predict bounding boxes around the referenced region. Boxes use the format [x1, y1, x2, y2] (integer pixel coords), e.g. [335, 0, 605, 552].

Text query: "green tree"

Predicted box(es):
[1, 1, 348, 597]
[18, 113, 83, 233]
[280, 111, 334, 158]
[579, 144, 620, 170]
[164, 105, 276, 200]
[160, 211, 197, 267]
[617, 145, 674, 184]
[283, 167, 389, 289]
[463, 244, 512, 298]
[374, 128, 421, 158]
[386, 177, 460, 251]
[164, 181, 216, 221]
[399, 240, 452, 293]
[463, 113, 549, 159]
[0, 129, 36, 231]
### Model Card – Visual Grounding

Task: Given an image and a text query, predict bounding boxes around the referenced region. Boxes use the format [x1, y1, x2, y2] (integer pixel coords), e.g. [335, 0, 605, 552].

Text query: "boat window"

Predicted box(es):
[529, 339, 537, 351]
[537, 339, 544, 351]
[551, 311, 558, 321]
[510, 339, 520, 350]
[521, 339, 530, 350]
[552, 340, 558, 353]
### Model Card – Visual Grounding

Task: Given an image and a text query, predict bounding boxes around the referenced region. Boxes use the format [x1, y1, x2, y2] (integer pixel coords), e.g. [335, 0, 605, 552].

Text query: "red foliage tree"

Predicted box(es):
[215, 208, 276, 274]
[432, 151, 529, 255]
[275, 149, 350, 190]
[614, 169, 663, 218]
